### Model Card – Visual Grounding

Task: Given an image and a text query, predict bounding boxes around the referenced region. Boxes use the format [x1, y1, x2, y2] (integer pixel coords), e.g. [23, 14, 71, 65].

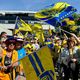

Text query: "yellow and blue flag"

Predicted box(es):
[20, 46, 56, 80]
[35, 2, 77, 26]
[14, 16, 32, 35]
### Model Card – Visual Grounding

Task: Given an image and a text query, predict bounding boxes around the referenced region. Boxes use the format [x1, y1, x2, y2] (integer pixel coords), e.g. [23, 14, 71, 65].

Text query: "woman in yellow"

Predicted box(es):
[0, 37, 18, 80]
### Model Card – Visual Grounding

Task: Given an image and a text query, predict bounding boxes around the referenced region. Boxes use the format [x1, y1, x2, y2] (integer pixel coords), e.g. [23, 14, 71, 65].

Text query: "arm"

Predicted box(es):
[71, 33, 80, 44]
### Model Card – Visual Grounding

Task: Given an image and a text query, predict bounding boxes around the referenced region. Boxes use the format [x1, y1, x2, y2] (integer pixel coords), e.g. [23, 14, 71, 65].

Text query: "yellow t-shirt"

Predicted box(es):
[1, 50, 18, 80]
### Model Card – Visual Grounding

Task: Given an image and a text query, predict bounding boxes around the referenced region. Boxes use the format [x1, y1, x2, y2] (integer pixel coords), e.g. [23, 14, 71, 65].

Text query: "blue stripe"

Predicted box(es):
[39, 70, 54, 80]
[33, 52, 44, 72]
[28, 54, 40, 76]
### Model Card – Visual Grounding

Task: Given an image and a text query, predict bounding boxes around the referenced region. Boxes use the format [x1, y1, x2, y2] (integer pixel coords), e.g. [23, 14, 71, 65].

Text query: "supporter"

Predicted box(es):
[34, 39, 40, 50]
[0, 32, 7, 42]
[31, 39, 36, 51]
[3, 37, 18, 80]
[59, 38, 80, 80]
[0, 47, 10, 80]
[0, 41, 6, 50]
[15, 38, 26, 77]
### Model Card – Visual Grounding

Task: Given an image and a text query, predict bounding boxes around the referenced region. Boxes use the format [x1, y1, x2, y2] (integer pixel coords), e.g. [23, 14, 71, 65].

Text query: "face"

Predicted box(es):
[69, 41, 75, 48]
[2, 33, 7, 38]
[8, 43, 15, 50]
[16, 42, 22, 49]
[1, 42, 6, 49]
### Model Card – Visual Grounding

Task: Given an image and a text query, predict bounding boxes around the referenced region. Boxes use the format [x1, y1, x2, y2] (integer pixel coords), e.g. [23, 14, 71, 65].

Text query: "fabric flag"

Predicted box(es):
[70, 26, 78, 31]
[62, 17, 75, 26]
[35, 2, 77, 26]
[38, 32, 45, 43]
[18, 18, 32, 32]
[31, 23, 42, 33]
[30, 23, 44, 43]
[16, 32, 24, 38]
[52, 2, 70, 12]
[14, 17, 20, 34]
[33, 23, 42, 30]
[35, 31, 45, 43]
[49, 26, 52, 36]
[14, 17, 32, 35]
[20, 46, 56, 80]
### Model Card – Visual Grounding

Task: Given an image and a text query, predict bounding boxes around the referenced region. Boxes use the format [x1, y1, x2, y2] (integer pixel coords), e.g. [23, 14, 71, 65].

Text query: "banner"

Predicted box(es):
[20, 46, 56, 80]
[35, 2, 77, 26]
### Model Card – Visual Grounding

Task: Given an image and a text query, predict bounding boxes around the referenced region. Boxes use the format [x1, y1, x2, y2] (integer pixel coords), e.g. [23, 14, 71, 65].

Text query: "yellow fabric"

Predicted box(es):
[20, 46, 56, 80]
[63, 18, 75, 26]
[0, 72, 10, 80]
[45, 42, 52, 45]
[70, 26, 78, 31]
[24, 44, 33, 54]
[35, 31, 45, 43]
[14, 29, 19, 34]
[32, 23, 42, 30]
[24, 44, 32, 49]
[11, 50, 18, 64]
[3, 50, 18, 64]
[52, 2, 70, 11]
[0, 50, 10, 80]
[1, 50, 18, 80]
[49, 27, 52, 36]
[78, 46, 80, 49]
[16, 32, 24, 38]
[35, 2, 70, 19]
[62, 40, 67, 45]
[54, 44, 61, 53]
[67, 20, 75, 25]
[14, 17, 32, 37]
[2, 49, 7, 55]
[17, 18, 32, 32]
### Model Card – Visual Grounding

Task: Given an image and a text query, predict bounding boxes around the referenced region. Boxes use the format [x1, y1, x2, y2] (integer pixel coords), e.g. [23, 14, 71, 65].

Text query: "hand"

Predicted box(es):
[72, 58, 77, 62]
[71, 33, 77, 38]
[3, 66, 7, 70]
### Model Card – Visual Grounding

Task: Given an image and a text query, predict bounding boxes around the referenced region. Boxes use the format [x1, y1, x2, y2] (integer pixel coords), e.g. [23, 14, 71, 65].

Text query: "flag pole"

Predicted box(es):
[13, 16, 19, 35]
[60, 28, 72, 35]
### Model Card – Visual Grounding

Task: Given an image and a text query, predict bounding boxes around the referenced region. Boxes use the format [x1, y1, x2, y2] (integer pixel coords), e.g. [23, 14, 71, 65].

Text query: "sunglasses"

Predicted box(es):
[8, 43, 15, 46]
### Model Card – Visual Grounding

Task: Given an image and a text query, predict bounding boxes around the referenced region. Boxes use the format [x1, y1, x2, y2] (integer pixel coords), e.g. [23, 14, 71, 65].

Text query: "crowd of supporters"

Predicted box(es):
[0, 31, 80, 80]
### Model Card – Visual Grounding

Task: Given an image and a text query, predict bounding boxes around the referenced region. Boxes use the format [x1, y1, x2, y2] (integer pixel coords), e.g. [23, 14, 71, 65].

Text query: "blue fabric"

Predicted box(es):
[48, 43, 54, 49]
[45, 6, 77, 26]
[17, 48, 26, 60]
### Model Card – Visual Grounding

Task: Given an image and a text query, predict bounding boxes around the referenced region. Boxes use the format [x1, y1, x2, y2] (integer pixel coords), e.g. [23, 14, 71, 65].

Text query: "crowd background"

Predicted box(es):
[0, 28, 79, 80]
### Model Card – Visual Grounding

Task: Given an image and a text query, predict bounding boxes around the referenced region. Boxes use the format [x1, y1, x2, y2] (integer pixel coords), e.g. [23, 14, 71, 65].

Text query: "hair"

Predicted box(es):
[67, 38, 75, 48]
[0, 32, 7, 36]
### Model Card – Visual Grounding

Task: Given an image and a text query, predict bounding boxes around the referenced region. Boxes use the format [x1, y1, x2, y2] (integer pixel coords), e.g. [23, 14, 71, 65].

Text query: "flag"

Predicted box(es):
[31, 23, 42, 33]
[20, 46, 56, 80]
[38, 32, 45, 43]
[14, 17, 32, 35]
[30, 23, 44, 43]
[14, 17, 20, 34]
[33, 23, 42, 30]
[49, 26, 52, 36]
[70, 26, 78, 31]
[16, 32, 24, 38]
[52, 2, 70, 12]
[35, 2, 77, 26]
[35, 31, 45, 43]
[63, 17, 75, 26]
[18, 19, 32, 32]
